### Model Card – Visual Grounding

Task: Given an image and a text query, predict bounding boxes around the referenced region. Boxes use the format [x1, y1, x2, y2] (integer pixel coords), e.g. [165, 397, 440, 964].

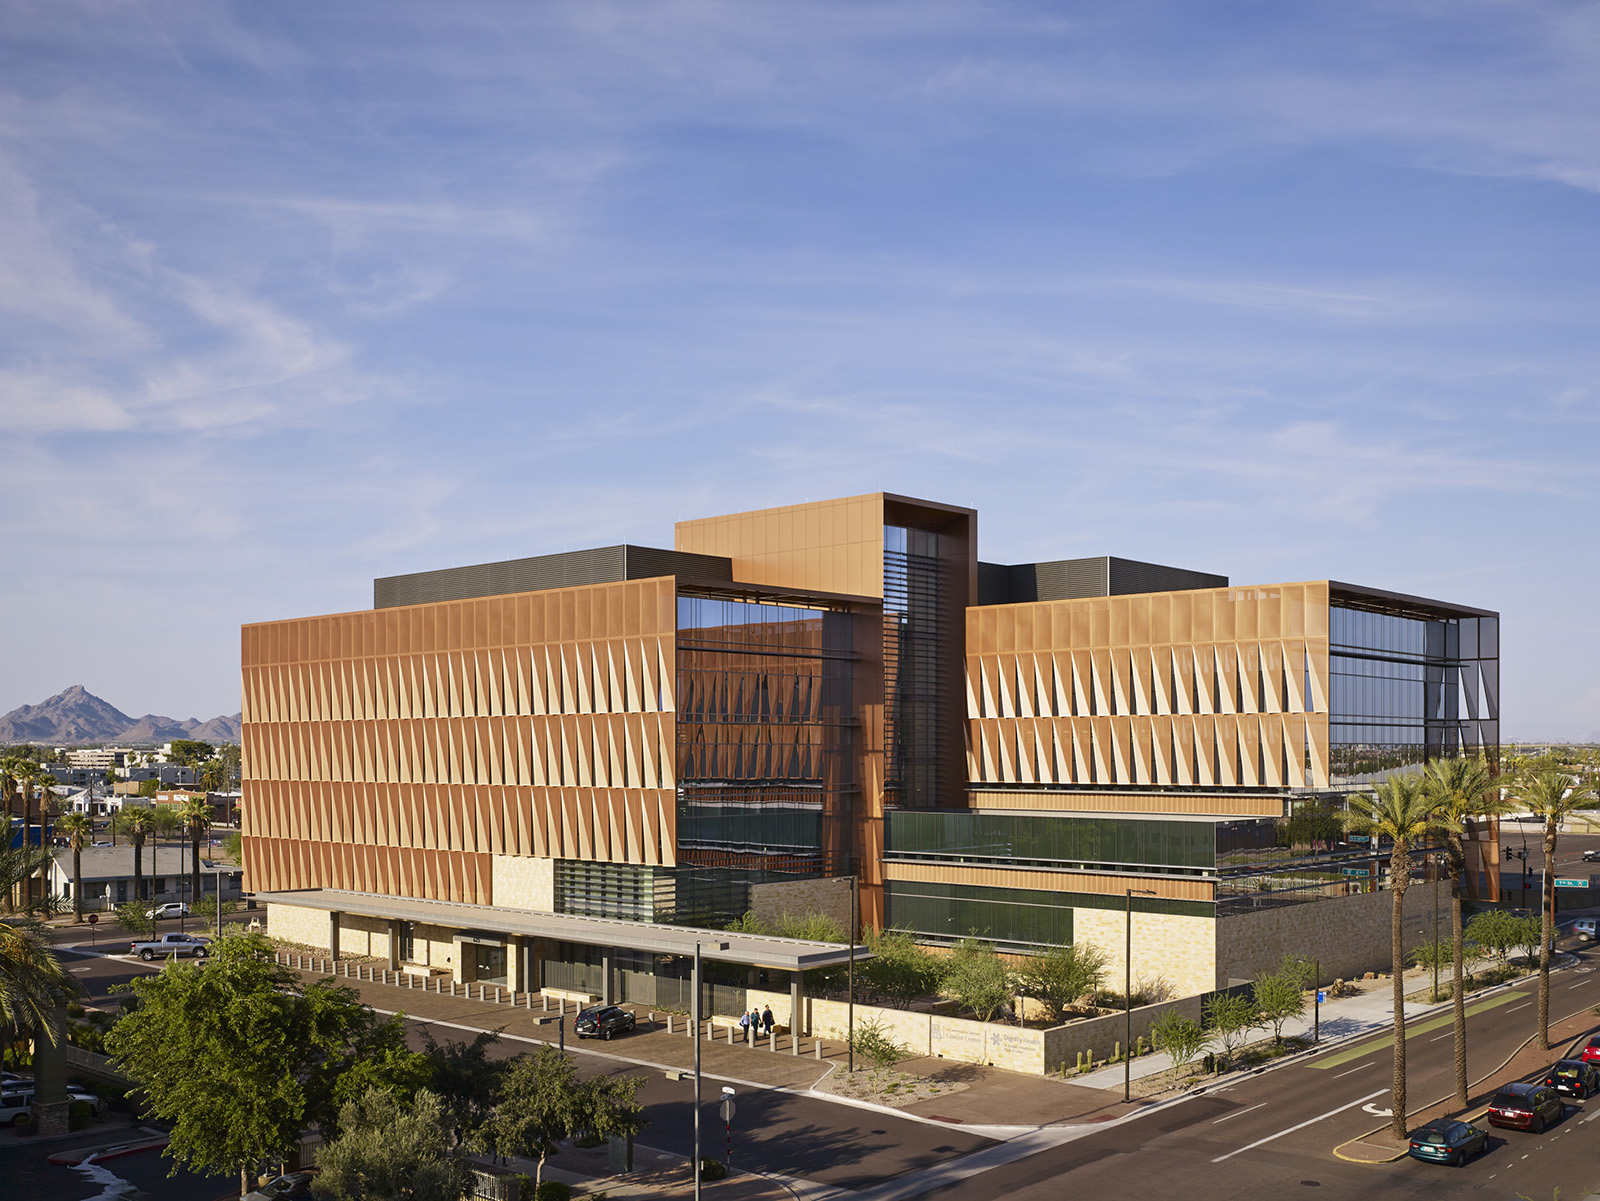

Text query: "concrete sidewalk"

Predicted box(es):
[286, 967, 1148, 1133]
[1071, 957, 1575, 1093]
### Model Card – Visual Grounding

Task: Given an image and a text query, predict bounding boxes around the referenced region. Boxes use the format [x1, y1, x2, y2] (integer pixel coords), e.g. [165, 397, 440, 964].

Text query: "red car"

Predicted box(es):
[1487, 1082, 1564, 1133]
[1582, 1035, 1600, 1065]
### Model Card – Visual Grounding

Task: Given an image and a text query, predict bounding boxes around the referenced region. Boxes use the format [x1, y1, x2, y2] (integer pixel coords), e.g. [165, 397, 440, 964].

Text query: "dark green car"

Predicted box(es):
[1407, 1118, 1488, 1167]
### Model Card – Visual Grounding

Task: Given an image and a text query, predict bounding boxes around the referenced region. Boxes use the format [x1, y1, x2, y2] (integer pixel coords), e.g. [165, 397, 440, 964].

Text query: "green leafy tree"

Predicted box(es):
[136, 777, 161, 798]
[1200, 991, 1259, 1067]
[862, 929, 944, 1009]
[1517, 768, 1600, 1051]
[106, 932, 426, 1198]
[1466, 909, 1516, 965]
[1409, 938, 1452, 978]
[311, 1088, 471, 1201]
[1343, 774, 1447, 1141]
[1150, 1010, 1208, 1082]
[168, 740, 214, 769]
[1015, 943, 1107, 1024]
[1422, 754, 1502, 1106]
[1253, 956, 1312, 1044]
[421, 1029, 507, 1145]
[54, 812, 95, 922]
[941, 937, 1014, 1023]
[477, 1046, 648, 1194]
[848, 1017, 916, 1100]
[1510, 914, 1545, 968]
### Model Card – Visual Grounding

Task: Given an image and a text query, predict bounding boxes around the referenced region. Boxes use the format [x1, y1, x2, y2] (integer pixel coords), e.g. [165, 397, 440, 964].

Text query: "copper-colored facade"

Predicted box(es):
[244, 490, 1500, 985]
[242, 577, 680, 902]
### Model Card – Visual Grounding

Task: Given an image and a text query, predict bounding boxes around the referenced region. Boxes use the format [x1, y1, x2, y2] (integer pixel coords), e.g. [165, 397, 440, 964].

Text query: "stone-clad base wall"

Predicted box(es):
[1216, 885, 1444, 986]
[1071, 909, 1217, 998]
[268, 903, 331, 949]
[492, 855, 554, 912]
[266, 903, 457, 974]
[749, 877, 853, 932]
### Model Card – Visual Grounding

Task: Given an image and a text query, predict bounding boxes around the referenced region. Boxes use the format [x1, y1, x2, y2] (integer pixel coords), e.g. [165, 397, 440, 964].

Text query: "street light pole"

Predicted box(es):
[1125, 888, 1156, 1104]
[693, 937, 728, 1201]
[848, 875, 858, 1074]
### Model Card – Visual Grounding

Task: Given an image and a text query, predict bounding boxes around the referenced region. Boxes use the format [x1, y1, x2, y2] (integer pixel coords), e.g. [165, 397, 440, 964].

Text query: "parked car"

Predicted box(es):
[243, 1170, 318, 1200]
[1487, 1082, 1564, 1133]
[574, 1005, 637, 1041]
[149, 902, 191, 920]
[1581, 1035, 1600, 1065]
[130, 932, 212, 961]
[1544, 1059, 1600, 1099]
[1573, 918, 1598, 941]
[1406, 1117, 1489, 1167]
[0, 1087, 104, 1126]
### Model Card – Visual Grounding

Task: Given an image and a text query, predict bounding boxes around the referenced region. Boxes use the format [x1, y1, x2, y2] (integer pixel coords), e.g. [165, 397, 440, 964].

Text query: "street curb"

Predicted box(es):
[1329, 1005, 1597, 1164]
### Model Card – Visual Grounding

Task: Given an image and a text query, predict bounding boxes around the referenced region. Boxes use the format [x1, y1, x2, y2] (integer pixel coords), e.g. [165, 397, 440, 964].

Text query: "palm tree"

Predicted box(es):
[178, 797, 212, 908]
[1344, 775, 1446, 1143]
[11, 761, 41, 908]
[0, 844, 79, 1040]
[1421, 756, 1500, 1107]
[54, 813, 94, 923]
[150, 806, 180, 905]
[1517, 768, 1600, 1051]
[115, 806, 154, 905]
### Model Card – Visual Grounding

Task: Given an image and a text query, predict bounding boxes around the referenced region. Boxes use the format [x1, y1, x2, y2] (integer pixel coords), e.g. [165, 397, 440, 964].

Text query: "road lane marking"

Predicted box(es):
[1211, 1089, 1389, 1163]
[1311, 991, 1528, 1068]
[1212, 1103, 1268, 1125]
[1571, 981, 1588, 990]
[1509, 1003, 1531, 1012]
[1430, 1033, 1452, 1042]
[1331, 1062, 1376, 1079]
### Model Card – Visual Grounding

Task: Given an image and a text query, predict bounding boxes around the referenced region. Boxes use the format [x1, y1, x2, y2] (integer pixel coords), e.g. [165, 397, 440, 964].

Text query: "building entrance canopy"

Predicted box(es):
[255, 889, 871, 972]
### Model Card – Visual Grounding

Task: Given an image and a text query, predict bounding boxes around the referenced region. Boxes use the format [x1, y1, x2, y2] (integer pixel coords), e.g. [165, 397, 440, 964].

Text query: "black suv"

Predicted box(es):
[1488, 1081, 1564, 1132]
[1545, 1059, 1600, 1099]
[574, 1005, 637, 1041]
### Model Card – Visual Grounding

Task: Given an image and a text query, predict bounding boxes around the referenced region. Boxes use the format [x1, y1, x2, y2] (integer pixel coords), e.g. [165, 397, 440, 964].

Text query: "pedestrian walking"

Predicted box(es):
[749, 1008, 761, 1042]
[761, 1005, 775, 1036]
[739, 1011, 751, 1043]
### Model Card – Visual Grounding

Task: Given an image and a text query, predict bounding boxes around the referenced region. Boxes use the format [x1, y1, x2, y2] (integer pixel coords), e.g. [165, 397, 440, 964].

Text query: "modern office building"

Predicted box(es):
[245, 493, 1500, 1004]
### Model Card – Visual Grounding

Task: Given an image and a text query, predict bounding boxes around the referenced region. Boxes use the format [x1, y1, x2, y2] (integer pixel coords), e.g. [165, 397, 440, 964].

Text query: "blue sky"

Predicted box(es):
[1, 1, 1596, 738]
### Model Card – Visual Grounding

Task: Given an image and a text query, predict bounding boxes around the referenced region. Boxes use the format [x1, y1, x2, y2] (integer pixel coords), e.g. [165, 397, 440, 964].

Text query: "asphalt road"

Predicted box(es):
[55, 936, 994, 1192]
[927, 934, 1600, 1201]
[45, 876, 1600, 1201]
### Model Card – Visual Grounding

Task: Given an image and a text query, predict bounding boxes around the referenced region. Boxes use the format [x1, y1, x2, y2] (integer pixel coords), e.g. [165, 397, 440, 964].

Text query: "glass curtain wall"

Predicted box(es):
[884, 526, 945, 807]
[1329, 602, 1499, 785]
[676, 593, 857, 876]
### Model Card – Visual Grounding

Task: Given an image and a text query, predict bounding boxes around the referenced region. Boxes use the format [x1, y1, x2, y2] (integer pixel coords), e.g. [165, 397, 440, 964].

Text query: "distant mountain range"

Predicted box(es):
[0, 685, 241, 747]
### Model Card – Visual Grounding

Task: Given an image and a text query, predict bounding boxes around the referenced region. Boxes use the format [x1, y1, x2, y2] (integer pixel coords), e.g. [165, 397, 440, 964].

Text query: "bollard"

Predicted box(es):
[769, 1030, 776, 1053]
[496, 987, 503, 1004]
[814, 1037, 822, 1060]
[666, 1014, 674, 1035]
[791, 1032, 798, 1056]
[542, 994, 549, 1012]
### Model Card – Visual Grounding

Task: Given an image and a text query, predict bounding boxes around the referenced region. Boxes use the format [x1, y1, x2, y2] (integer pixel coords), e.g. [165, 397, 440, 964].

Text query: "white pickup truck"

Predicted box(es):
[129, 932, 212, 961]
